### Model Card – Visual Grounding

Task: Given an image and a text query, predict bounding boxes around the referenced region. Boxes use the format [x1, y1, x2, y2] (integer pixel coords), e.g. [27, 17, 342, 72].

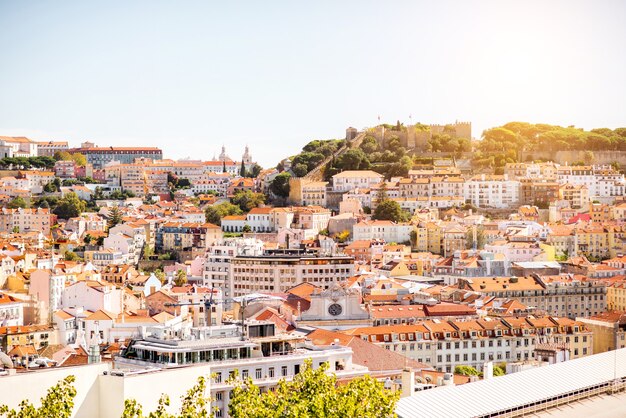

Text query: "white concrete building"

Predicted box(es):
[332, 170, 384, 193]
[0, 291, 24, 327]
[229, 250, 355, 297]
[202, 238, 264, 300]
[352, 220, 414, 243]
[62, 280, 124, 315]
[464, 175, 520, 208]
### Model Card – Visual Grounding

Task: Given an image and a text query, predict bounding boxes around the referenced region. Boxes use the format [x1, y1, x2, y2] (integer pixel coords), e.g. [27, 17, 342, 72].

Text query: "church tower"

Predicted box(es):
[242, 145, 252, 164]
[219, 145, 232, 162]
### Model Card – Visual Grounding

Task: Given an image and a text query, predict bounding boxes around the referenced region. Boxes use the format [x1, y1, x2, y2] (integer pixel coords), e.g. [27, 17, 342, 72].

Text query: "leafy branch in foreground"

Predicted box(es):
[0, 375, 77, 418]
[122, 375, 214, 418]
[228, 359, 399, 418]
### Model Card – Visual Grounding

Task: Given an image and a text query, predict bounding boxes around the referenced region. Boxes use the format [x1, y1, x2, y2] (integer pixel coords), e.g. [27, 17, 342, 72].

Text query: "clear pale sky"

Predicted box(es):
[0, 1, 625, 167]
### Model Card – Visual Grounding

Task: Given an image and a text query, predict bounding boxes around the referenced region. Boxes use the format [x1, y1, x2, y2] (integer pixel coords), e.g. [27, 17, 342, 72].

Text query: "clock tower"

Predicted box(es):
[299, 285, 371, 330]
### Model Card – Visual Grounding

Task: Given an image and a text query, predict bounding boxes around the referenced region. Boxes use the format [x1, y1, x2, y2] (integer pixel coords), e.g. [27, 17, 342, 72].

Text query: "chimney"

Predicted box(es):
[401, 368, 416, 398]
[482, 361, 493, 380]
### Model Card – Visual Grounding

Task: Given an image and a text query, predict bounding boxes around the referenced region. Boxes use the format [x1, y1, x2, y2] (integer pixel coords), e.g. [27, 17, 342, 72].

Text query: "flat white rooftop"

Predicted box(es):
[396, 348, 626, 418]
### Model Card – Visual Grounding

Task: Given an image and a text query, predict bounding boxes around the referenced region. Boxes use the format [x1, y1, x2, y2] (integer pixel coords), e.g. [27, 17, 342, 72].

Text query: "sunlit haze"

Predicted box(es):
[0, 0, 624, 167]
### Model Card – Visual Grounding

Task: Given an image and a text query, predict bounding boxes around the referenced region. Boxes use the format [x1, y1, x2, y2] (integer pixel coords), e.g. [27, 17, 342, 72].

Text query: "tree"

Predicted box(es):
[70, 153, 87, 167]
[228, 359, 398, 418]
[493, 365, 506, 377]
[93, 187, 104, 200]
[375, 181, 388, 203]
[242, 224, 251, 233]
[292, 163, 308, 177]
[53, 151, 72, 161]
[177, 178, 191, 189]
[336, 149, 370, 171]
[43, 181, 57, 193]
[107, 206, 123, 229]
[154, 269, 166, 284]
[582, 150, 595, 165]
[409, 230, 418, 249]
[205, 202, 243, 226]
[240, 160, 246, 177]
[359, 136, 379, 154]
[222, 160, 227, 173]
[465, 226, 486, 250]
[53, 192, 86, 219]
[245, 163, 262, 178]
[122, 376, 212, 418]
[64, 251, 80, 261]
[231, 190, 265, 212]
[7, 197, 28, 209]
[454, 365, 481, 376]
[174, 269, 188, 287]
[373, 200, 408, 223]
[334, 230, 351, 243]
[270, 172, 291, 198]
[0, 375, 77, 418]
[292, 152, 326, 174]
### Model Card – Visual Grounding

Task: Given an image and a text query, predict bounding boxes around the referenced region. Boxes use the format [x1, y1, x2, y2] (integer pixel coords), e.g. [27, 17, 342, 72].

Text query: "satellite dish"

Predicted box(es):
[0, 351, 13, 369]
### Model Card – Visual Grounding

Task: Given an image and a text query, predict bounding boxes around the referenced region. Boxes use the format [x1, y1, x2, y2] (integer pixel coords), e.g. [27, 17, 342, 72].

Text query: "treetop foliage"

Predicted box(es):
[480, 122, 626, 153]
[228, 359, 399, 418]
[0, 375, 77, 418]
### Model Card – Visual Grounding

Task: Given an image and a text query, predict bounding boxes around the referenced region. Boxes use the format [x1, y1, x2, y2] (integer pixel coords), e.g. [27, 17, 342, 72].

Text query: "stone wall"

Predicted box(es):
[520, 150, 626, 167]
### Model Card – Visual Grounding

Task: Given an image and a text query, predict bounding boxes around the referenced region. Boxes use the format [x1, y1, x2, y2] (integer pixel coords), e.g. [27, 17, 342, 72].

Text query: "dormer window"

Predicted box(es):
[496, 330, 502, 337]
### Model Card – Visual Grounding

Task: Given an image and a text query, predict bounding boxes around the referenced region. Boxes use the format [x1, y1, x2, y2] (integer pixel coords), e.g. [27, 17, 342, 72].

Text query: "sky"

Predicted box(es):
[0, 1, 625, 168]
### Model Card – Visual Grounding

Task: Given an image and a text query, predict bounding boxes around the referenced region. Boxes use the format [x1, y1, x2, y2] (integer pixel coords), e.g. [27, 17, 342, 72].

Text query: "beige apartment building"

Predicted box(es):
[229, 249, 354, 297]
[0, 207, 53, 236]
[346, 316, 592, 373]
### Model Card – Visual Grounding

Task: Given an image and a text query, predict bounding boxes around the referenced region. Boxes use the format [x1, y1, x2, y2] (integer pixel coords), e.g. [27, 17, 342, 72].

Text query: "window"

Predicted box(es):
[269, 367, 275, 378]
[255, 369, 262, 379]
[282, 366, 288, 377]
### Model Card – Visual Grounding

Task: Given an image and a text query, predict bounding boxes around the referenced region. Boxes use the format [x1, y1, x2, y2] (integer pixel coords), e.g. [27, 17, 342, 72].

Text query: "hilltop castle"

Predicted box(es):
[366, 120, 472, 151]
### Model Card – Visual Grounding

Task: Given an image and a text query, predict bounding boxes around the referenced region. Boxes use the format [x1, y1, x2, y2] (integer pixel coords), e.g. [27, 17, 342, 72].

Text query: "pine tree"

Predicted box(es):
[239, 160, 246, 177]
[107, 206, 123, 229]
[222, 160, 227, 173]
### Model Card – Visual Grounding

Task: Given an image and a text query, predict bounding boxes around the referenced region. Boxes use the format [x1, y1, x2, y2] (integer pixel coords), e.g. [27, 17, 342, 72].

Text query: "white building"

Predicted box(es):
[29, 269, 66, 321]
[352, 220, 414, 243]
[464, 175, 520, 209]
[229, 250, 355, 297]
[62, 280, 124, 315]
[202, 238, 265, 300]
[0, 291, 24, 327]
[332, 170, 384, 193]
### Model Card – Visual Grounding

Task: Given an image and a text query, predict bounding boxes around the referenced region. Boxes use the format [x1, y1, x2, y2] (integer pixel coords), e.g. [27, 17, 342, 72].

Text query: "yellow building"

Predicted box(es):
[575, 223, 611, 261]
[577, 312, 626, 354]
[607, 281, 626, 312]
[412, 225, 429, 252]
[426, 221, 442, 255]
